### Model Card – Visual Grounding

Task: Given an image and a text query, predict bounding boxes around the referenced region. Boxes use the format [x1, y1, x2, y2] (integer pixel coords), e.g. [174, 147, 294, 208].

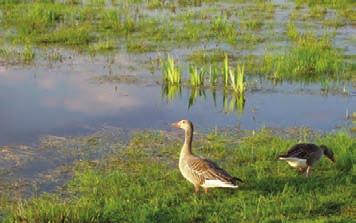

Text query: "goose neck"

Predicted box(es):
[181, 128, 193, 156]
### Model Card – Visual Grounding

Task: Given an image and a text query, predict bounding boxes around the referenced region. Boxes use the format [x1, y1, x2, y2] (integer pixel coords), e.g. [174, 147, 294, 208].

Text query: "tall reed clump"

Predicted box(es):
[229, 64, 245, 95]
[162, 55, 181, 85]
[189, 65, 205, 86]
[222, 54, 245, 95]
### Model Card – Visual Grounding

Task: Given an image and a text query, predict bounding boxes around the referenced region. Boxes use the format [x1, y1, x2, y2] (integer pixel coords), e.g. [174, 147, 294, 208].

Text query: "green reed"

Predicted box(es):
[162, 55, 181, 85]
[189, 65, 205, 87]
[229, 64, 245, 95]
[223, 54, 229, 86]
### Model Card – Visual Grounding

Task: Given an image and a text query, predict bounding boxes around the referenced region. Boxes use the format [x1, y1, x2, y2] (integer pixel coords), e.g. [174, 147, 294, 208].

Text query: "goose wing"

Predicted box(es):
[187, 156, 240, 186]
[284, 143, 320, 159]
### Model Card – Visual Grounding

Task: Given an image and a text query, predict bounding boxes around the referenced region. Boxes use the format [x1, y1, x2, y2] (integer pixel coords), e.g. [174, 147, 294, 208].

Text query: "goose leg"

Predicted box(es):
[204, 188, 208, 194]
[194, 185, 200, 193]
[298, 167, 306, 173]
[306, 166, 312, 177]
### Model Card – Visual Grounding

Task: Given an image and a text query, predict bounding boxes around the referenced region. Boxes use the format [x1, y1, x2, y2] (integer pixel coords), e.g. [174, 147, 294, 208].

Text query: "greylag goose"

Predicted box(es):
[278, 143, 335, 177]
[171, 119, 242, 193]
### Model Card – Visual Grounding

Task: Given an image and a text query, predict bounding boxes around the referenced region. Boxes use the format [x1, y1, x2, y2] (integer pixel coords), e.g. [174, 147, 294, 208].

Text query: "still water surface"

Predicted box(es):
[0, 54, 353, 146]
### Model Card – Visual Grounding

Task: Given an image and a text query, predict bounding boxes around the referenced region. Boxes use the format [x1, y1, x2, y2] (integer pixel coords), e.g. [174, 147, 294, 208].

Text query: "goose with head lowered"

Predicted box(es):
[278, 143, 335, 177]
[171, 119, 243, 193]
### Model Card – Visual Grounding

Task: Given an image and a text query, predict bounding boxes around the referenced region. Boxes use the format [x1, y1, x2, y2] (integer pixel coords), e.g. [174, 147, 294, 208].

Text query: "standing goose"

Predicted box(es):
[171, 119, 242, 193]
[278, 143, 335, 177]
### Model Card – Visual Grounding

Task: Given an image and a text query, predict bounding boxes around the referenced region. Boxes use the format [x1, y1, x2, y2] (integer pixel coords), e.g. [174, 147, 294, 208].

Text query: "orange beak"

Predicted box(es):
[171, 122, 180, 128]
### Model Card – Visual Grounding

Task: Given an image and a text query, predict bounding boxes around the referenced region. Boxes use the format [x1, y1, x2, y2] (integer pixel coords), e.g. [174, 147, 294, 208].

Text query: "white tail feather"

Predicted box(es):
[279, 157, 307, 168]
[202, 180, 238, 188]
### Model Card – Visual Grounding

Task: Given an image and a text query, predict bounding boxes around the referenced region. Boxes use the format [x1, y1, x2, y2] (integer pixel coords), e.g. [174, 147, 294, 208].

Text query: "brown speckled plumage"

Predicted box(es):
[172, 119, 242, 193]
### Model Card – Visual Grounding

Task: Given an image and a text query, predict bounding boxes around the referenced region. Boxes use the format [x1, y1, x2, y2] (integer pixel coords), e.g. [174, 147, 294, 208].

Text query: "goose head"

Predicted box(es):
[320, 145, 335, 163]
[171, 119, 194, 132]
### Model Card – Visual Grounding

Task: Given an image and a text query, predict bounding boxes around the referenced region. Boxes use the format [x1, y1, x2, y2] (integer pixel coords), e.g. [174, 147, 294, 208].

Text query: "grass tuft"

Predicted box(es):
[229, 64, 245, 95]
[262, 34, 345, 80]
[189, 65, 205, 87]
[162, 55, 181, 85]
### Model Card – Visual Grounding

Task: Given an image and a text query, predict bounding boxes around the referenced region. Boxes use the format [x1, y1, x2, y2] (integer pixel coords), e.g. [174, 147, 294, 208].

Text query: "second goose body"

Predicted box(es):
[278, 143, 335, 176]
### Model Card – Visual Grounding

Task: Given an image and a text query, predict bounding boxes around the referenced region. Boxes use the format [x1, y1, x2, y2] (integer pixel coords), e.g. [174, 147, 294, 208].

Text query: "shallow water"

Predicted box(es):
[0, 53, 353, 146]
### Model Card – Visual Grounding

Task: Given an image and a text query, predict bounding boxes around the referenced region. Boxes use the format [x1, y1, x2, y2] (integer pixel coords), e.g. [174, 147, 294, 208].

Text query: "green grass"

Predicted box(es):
[0, 45, 35, 64]
[1, 129, 354, 222]
[223, 54, 229, 86]
[262, 34, 346, 81]
[162, 55, 182, 85]
[187, 49, 231, 65]
[208, 64, 219, 86]
[0, 0, 353, 84]
[189, 65, 205, 87]
[228, 64, 245, 95]
[161, 54, 247, 92]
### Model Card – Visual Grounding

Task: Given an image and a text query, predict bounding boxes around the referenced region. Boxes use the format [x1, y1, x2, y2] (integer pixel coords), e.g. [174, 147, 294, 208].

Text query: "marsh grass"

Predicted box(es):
[210, 13, 237, 43]
[262, 34, 345, 80]
[162, 55, 181, 85]
[208, 64, 219, 86]
[187, 50, 231, 65]
[228, 64, 245, 95]
[223, 53, 229, 86]
[2, 129, 354, 222]
[0, 46, 35, 64]
[0, 0, 353, 83]
[189, 65, 205, 87]
[88, 39, 117, 53]
[286, 22, 299, 40]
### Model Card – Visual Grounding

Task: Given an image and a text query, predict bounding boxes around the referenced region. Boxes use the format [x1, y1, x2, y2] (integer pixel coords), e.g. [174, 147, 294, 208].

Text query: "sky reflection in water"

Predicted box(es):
[0, 58, 353, 145]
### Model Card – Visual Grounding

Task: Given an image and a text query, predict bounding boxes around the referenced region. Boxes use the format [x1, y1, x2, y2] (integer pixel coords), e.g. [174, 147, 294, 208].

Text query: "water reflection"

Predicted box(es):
[162, 84, 246, 115]
[161, 84, 181, 102]
[0, 56, 353, 145]
[222, 90, 245, 115]
[188, 87, 206, 108]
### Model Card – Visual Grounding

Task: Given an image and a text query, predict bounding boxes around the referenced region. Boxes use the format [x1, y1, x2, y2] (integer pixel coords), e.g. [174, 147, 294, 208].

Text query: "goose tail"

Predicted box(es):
[233, 177, 244, 183]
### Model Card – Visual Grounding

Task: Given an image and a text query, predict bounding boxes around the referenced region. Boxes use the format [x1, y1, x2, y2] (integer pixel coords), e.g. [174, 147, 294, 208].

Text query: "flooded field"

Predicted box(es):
[0, 53, 354, 145]
[0, 0, 355, 222]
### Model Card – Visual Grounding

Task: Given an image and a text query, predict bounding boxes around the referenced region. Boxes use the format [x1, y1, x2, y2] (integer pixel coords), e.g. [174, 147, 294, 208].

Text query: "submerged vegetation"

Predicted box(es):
[0, 129, 354, 222]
